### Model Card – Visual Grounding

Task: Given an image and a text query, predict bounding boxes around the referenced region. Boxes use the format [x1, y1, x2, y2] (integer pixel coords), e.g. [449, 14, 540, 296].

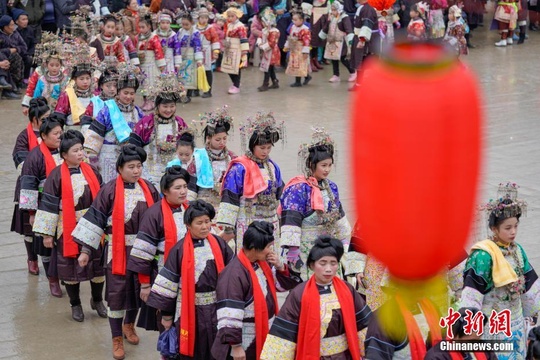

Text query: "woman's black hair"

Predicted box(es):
[306, 236, 344, 267]
[28, 96, 49, 123]
[181, 13, 194, 23]
[243, 221, 275, 250]
[155, 95, 178, 107]
[160, 165, 191, 193]
[140, 14, 154, 30]
[184, 199, 216, 225]
[451, 308, 487, 338]
[98, 67, 119, 88]
[102, 14, 118, 25]
[488, 198, 522, 229]
[116, 144, 147, 171]
[306, 144, 334, 172]
[292, 10, 305, 20]
[59, 130, 85, 157]
[527, 326, 540, 360]
[176, 132, 195, 150]
[39, 117, 63, 137]
[71, 66, 92, 80]
[248, 128, 279, 153]
[204, 121, 231, 139]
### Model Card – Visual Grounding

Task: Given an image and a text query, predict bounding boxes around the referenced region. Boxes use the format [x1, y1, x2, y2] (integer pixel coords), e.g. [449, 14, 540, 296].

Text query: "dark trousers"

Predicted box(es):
[29, 23, 42, 43]
[205, 70, 213, 93]
[9, 53, 23, 85]
[263, 65, 277, 83]
[229, 70, 241, 87]
[332, 56, 354, 76]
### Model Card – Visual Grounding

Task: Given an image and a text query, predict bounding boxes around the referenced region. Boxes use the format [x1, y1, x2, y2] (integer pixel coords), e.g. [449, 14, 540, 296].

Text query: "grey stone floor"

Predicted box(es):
[0, 18, 539, 360]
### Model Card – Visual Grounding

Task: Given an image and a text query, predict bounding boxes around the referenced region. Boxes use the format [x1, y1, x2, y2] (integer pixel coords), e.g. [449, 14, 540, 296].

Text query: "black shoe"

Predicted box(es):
[0, 76, 12, 89]
[90, 299, 107, 318]
[258, 83, 269, 92]
[2, 90, 21, 99]
[303, 75, 312, 86]
[71, 305, 85, 322]
[182, 96, 191, 104]
[192, 90, 200, 97]
[290, 82, 302, 87]
[201, 92, 212, 98]
[518, 33, 526, 44]
[269, 79, 279, 89]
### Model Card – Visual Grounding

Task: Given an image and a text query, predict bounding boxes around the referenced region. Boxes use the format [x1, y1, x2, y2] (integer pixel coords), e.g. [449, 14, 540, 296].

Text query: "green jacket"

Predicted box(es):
[12, 0, 44, 25]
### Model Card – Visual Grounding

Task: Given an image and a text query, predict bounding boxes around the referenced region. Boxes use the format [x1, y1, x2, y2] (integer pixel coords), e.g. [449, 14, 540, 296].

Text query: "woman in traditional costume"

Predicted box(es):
[285, 9, 312, 87]
[261, 236, 371, 359]
[81, 67, 119, 133]
[11, 97, 50, 276]
[280, 127, 351, 280]
[459, 182, 540, 359]
[30, 48, 69, 111]
[128, 166, 191, 331]
[129, 73, 188, 189]
[91, 15, 127, 65]
[84, 67, 143, 184]
[19, 118, 64, 297]
[154, 10, 178, 73]
[212, 221, 301, 360]
[195, 7, 221, 98]
[221, 3, 249, 94]
[175, 12, 204, 102]
[73, 145, 160, 360]
[216, 111, 285, 253]
[146, 200, 235, 359]
[32, 130, 106, 322]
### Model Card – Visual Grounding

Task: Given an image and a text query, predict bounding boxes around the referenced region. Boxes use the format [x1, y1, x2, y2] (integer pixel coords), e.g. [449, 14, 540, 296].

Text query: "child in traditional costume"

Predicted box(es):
[166, 130, 199, 201]
[127, 166, 192, 331]
[407, 2, 429, 41]
[256, 7, 281, 91]
[129, 73, 188, 189]
[212, 221, 301, 360]
[146, 200, 234, 359]
[221, 3, 249, 94]
[73, 145, 160, 360]
[91, 14, 127, 65]
[280, 127, 352, 280]
[85, 66, 144, 184]
[175, 11, 204, 102]
[19, 118, 64, 297]
[261, 236, 371, 359]
[115, 18, 140, 66]
[11, 97, 49, 276]
[216, 111, 285, 253]
[285, 9, 312, 87]
[32, 130, 106, 323]
[493, 0, 519, 46]
[370, 0, 401, 47]
[428, 0, 447, 39]
[459, 183, 540, 358]
[444, 5, 468, 57]
[81, 67, 119, 132]
[319, 1, 356, 83]
[195, 7, 221, 98]
[153, 10, 178, 73]
[136, 13, 166, 111]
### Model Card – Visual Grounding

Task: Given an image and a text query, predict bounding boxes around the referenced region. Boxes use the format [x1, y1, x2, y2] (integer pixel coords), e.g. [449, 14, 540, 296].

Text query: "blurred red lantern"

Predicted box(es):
[350, 43, 483, 280]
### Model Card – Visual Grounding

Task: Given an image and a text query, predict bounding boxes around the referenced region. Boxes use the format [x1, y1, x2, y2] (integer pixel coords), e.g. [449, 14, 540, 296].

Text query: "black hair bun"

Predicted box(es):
[252, 221, 274, 236]
[30, 96, 49, 108]
[121, 144, 147, 162]
[179, 132, 194, 143]
[166, 165, 185, 176]
[216, 120, 231, 133]
[62, 129, 84, 142]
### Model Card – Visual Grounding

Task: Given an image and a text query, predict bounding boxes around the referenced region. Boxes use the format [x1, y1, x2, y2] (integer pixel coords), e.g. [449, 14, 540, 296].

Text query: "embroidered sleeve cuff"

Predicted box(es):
[19, 189, 39, 210]
[216, 202, 240, 228]
[280, 225, 302, 248]
[260, 335, 296, 360]
[174, 55, 182, 65]
[240, 42, 250, 52]
[334, 216, 352, 244]
[72, 217, 105, 250]
[458, 286, 484, 310]
[151, 273, 179, 299]
[195, 52, 204, 61]
[318, 30, 328, 40]
[301, 46, 310, 53]
[522, 278, 540, 317]
[211, 42, 220, 50]
[131, 57, 140, 66]
[346, 33, 354, 43]
[22, 95, 32, 107]
[156, 59, 166, 68]
[84, 131, 105, 155]
[341, 252, 367, 276]
[32, 210, 59, 237]
[358, 26, 372, 41]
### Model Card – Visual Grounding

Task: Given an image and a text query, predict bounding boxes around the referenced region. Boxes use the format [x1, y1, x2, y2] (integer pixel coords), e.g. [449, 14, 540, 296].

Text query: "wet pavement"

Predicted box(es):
[1, 18, 539, 359]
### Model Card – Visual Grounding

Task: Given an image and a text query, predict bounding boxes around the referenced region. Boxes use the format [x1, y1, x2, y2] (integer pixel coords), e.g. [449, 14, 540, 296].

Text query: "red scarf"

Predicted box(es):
[112, 176, 155, 275]
[221, 156, 268, 199]
[161, 199, 189, 261]
[394, 296, 443, 360]
[237, 249, 278, 360]
[61, 162, 100, 258]
[277, 176, 324, 215]
[27, 123, 39, 151]
[39, 141, 57, 177]
[180, 231, 225, 356]
[296, 276, 360, 360]
[449, 349, 488, 360]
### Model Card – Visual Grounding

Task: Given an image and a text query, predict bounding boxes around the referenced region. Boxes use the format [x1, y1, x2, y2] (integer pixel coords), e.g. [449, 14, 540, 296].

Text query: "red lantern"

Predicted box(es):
[350, 43, 483, 280]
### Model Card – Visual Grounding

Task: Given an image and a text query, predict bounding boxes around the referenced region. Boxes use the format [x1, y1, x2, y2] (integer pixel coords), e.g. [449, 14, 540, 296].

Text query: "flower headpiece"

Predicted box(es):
[480, 182, 527, 222]
[34, 31, 63, 65]
[117, 63, 145, 90]
[298, 127, 336, 175]
[260, 7, 276, 26]
[290, 4, 307, 17]
[63, 37, 99, 74]
[146, 72, 185, 102]
[68, 6, 96, 35]
[191, 105, 234, 139]
[222, 2, 244, 19]
[239, 111, 285, 153]
[415, 1, 429, 18]
[96, 65, 120, 85]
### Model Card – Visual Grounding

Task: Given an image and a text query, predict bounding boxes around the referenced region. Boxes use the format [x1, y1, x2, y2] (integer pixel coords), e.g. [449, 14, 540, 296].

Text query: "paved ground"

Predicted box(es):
[0, 14, 539, 359]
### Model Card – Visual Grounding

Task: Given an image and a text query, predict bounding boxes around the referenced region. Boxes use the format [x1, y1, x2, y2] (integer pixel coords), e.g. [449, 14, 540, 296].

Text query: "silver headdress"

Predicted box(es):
[298, 126, 336, 176]
[239, 111, 285, 153]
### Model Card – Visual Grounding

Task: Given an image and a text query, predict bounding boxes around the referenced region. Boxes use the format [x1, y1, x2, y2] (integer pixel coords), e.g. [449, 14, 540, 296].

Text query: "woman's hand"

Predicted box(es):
[22, 106, 29, 116]
[43, 236, 54, 248]
[266, 251, 284, 271]
[140, 285, 151, 302]
[231, 345, 246, 360]
[197, 61, 203, 67]
[218, 229, 236, 242]
[29, 214, 35, 226]
[357, 40, 365, 49]
[356, 272, 367, 289]
[78, 253, 90, 268]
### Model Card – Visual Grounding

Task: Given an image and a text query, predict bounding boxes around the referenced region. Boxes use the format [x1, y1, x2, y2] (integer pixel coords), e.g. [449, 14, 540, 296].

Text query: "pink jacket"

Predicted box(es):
[249, 16, 263, 53]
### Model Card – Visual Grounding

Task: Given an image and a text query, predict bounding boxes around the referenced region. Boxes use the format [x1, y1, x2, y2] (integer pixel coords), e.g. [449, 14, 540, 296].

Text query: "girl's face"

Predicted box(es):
[410, 9, 419, 19]
[139, 22, 150, 34]
[312, 158, 333, 181]
[117, 87, 136, 105]
[227, 13, 238, 23]
[103, 20, 116, 37]
[42, 126, 63, 149]
[253, 144, 272, 161]
[163, 178, 188, 206]
[176, 145, 194, 164]
[101, 81, 117, 98]
[331, 8, 339, 17]
[157, 102, 176, 118]
[159, 20, 171, 31]
[199, 15, 209, 26]
[187, 215, 212, 239]
[128, 0, 138, 10]
[115, 23, 124, 37]
[47, 58, 61, 76]
[118, 160, 143, 183]
[207, 133, 227, 151]
[292, 14, 303, 27]
[75, 74, 91, 91]
[492, 218, 519, 244]
[216, 19, 225, 28]
[181, 18, 193, 30]
[62, 143, 85, 167]
[310, 256, 339, 285]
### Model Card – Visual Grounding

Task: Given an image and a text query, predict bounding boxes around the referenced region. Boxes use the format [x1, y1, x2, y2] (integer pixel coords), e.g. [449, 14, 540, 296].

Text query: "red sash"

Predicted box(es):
[112, 176, 154, 275]
[180, 231, 225, 356]
[296, 276, 360, 360]
[39, 141, 57, 177]
[161, 199, 189, 260]
[27, 123, 39, 150]
[237, 249, 278, 359]
[61, 162, 100, 258]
